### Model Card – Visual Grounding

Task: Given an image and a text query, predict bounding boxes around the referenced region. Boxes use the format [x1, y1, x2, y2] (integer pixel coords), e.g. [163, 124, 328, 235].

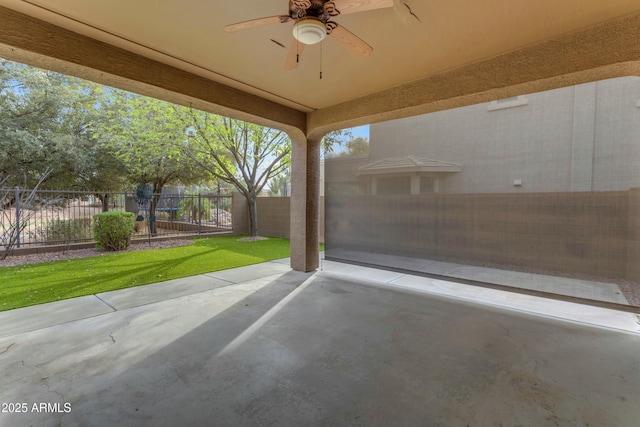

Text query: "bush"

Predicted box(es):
[179, 196, 213, 222]
[40, 218, 92, 243]
[93, 211, 135, 251]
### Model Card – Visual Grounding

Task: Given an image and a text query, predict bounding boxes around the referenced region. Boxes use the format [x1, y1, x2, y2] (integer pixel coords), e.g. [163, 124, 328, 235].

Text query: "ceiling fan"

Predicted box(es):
[224, 0, 394, 70]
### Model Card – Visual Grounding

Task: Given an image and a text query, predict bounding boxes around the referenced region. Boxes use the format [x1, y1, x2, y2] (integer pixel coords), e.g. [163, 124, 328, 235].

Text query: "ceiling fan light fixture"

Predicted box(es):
[293, 18, 326, 45]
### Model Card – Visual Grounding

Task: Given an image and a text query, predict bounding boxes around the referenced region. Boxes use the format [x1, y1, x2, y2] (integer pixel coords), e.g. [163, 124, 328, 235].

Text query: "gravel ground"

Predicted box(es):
[0, 239, 195, 268]
[429, 256, 640, 307]
[617, 282, 640, 307]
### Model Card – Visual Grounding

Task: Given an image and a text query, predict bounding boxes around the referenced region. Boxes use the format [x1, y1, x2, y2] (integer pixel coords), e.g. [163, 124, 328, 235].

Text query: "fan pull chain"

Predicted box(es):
[320, 41, 323, 79]
[296, 25, 300, 64]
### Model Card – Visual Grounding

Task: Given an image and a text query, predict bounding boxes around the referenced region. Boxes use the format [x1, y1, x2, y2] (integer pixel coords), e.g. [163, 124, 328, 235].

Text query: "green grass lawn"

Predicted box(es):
[0, 235, 293, 312]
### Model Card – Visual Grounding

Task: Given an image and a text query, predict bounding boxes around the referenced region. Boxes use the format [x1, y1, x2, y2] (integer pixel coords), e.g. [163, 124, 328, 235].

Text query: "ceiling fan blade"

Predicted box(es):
[329, 0, 394, 16]
[327, 24, 373, 57]
[224, 15, 291, 32]
[285, 39, 306, 70]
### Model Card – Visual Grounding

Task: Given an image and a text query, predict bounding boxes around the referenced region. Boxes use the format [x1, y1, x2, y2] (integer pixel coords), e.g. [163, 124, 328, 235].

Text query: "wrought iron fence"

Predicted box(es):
[0, 188, 232, 249]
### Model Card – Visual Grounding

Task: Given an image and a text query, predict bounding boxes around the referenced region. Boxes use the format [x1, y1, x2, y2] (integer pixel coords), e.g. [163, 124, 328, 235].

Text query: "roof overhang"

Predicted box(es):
[1, 1, 640, 139]
[357, 156, 462, 176]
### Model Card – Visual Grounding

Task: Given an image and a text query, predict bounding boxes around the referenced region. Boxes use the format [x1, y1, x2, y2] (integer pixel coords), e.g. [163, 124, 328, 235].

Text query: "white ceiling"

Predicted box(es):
[2, 0, 640, 112]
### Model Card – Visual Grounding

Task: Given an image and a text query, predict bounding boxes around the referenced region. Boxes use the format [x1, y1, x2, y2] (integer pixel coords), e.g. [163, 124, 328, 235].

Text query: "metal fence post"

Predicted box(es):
[14, 187, 20, 248]
[215, 195, 219, 227]
[216, 185, 220, 227]
[198, 193, 202, 234]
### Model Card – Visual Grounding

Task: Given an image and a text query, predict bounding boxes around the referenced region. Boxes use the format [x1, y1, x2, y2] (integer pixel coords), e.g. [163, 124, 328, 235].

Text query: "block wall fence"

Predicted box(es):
[232, 193, 325, 243]
[233, 190, 640, 283]
[325, 189, 640, 283]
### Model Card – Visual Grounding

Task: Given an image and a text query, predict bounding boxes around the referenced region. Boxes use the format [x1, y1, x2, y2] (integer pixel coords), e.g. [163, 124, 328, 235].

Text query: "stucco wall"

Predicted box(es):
[232, 193, 249, 235]
[233, 195, 290, 238]
[232, 193, 325, 242]
[367, 77, 640, 194]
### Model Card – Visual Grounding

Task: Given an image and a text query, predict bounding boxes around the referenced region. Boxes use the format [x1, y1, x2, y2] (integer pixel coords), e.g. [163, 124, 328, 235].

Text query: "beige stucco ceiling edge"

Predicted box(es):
[306, 10, 640, 139]
[0, 6, 307, 137]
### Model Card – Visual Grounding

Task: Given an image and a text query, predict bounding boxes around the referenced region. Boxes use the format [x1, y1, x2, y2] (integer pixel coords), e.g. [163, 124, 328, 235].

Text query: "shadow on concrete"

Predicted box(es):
[36, 271, 640, 427]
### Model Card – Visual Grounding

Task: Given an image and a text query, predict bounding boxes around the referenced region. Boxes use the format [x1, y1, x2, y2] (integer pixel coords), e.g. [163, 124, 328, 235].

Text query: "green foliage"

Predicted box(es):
[0, 58, 352, 194]
[341, 137, 369, 156]
[96, 92, 208, 190]
[154, 211, 170, 221]
[0, 59, 124, 190]
[40, 218, 93, 243]
[180, 115, 292, 236]
[322, 128, 354, 156]
[0, 236, 293, 311]
[96, 93, 212, 233]
[178, 112, 352, 235]
[178, 196, 213, 222]
[93, 211, 135, 251]
[180, 115, 290, 196]
[268, 169, 290, 196]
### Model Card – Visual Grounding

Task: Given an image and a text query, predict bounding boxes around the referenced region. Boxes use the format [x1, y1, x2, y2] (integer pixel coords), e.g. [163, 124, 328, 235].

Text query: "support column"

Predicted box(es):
[290, 133, 322, 272]
[410, 174, 420, 195]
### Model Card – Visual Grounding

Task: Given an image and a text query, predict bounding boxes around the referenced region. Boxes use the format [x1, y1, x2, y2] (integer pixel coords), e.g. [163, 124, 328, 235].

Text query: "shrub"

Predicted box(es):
[93, 211, 135, 251]
[179, 197, 213, 222]
[40, 218, 92, 243]
[155, 211, 170, 221]
[134, 215, 145, 233]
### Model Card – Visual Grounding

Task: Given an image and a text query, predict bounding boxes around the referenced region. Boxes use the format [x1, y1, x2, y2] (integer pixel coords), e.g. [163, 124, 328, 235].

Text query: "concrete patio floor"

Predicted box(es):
[1, 258, 639, 426]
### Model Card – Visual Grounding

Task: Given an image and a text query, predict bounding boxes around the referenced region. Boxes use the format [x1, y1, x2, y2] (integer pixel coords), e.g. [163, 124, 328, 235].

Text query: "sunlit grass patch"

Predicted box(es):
[0, 235, 291, 311]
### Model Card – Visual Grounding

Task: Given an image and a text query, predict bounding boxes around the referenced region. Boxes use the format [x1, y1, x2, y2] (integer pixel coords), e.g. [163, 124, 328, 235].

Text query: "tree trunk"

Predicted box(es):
[149, 180, 165, 236]
[149, 193, 160, 235]
[247, 194, 258, 237]
[100, 194, 110, 212]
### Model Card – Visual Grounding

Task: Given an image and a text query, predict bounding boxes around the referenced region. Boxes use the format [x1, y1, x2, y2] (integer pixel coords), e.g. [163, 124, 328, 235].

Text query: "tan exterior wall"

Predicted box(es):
[256, 197, 292, 239]
[326, 190, 639, 282]
[367, 78, 640, 194]
[232, 193, 249, 235]
[233, 195, 290, 238]
[232, 193, 325, 242]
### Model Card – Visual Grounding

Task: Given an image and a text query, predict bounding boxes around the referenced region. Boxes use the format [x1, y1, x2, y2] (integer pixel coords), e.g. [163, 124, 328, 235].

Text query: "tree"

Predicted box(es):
[96, 91, 209, 233]
[341, 136, 369, 156]
[180, 108, 353, 237]
[0, 60, 67, 186]
[181, 112, 289, 237]
[65, 85, 129, 206]
[0, 59, 118, 189]
[268, 168, 290, 197]
[322, 128, 353, 156]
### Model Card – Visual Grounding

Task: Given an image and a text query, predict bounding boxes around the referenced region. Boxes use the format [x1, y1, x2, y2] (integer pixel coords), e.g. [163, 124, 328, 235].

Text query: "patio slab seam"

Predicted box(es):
[3, 256, 639, 339]
[0, 259, 293, 339]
